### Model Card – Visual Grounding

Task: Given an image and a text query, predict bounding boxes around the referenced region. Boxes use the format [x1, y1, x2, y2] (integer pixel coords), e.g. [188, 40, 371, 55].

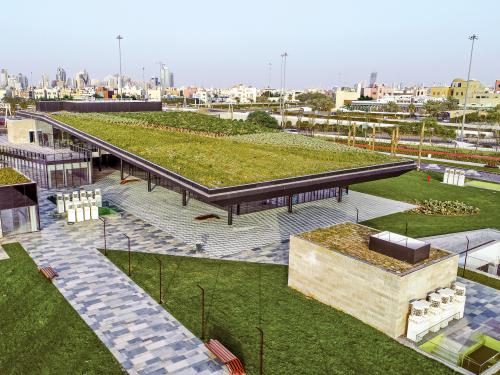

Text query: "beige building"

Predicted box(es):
[333, 89, 359, 109]
[450, 78, 500, 108]
[288, 224, 459, 338]
[429, 86, 451, 99]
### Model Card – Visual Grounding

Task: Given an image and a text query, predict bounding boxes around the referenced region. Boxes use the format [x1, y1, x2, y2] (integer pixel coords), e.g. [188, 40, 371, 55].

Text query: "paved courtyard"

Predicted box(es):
[3, 192, 225, 375]
[89, 171, 415, 260]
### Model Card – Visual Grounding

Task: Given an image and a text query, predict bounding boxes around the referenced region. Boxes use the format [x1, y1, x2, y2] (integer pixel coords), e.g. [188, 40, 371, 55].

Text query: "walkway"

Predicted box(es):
[90, 171, 415, 259]
[420, 229, 500, 255]
[420, 163, 500, 184]
[5, 192, 225, 375]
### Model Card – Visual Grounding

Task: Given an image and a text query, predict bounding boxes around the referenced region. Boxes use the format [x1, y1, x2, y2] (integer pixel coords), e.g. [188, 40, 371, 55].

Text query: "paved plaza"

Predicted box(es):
[89, 171, 415, 260]
[3, 193, 225, 375]
[420, 229, 500, 255]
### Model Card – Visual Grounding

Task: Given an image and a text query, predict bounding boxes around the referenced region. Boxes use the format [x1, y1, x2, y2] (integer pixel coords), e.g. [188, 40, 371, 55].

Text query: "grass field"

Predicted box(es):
[353, 171, 500, 238]
[52, 113, 395, 188]
[458, 268, 500, 290]
[466, 180, 500, 192]
[0, 167, 30, 185]
[0, 243, 124, 375]
[106, 251, 456, 375]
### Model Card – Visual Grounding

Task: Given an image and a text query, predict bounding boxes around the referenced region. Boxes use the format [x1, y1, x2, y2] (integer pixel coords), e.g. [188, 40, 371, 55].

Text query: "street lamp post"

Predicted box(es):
[280, 52, 288, 127]
[268, 62, 272, 89]
[460, 34, 478, 142]
[116, 35, 124, 100]
[155, 256, 164, 304]
[123, 233, 131, 276]
[99, 217, 107, 256]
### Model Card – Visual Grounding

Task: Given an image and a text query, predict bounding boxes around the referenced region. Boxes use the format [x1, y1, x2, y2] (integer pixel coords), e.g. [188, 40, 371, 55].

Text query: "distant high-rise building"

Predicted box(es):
[0, 69, 8, 88]
[75, 70, 90, 89]
[56, 67, 67, 85]
[369, 72, 377, 88]
[17, 73, 28, 90]
[41, 73, 49, 88]
[160, 65, 174, 89]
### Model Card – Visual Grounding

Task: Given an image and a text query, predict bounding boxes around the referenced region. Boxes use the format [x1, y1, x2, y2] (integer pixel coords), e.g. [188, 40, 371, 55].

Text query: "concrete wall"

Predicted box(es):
[6, 118, 38, 144]
[288, 235, 459, 338]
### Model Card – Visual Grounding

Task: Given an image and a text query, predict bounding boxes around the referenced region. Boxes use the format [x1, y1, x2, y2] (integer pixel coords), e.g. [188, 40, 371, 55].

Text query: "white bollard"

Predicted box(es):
[458, 171, 465, 187]
[443, 168, 449, 184]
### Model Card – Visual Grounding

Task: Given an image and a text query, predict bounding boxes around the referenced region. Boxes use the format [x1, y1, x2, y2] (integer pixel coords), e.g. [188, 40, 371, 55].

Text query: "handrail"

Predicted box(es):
[415, 312, 461, 342]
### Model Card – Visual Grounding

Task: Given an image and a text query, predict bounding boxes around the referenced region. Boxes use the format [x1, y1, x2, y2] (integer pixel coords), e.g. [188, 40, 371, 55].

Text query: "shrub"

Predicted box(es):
[246, 111, 279, 129]
[412, 199, 480, 216]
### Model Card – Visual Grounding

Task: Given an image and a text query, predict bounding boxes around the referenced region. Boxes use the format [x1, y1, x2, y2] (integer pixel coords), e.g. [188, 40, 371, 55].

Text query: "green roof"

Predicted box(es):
[0, 168, 30, 186]
[51, 112, 399, 188]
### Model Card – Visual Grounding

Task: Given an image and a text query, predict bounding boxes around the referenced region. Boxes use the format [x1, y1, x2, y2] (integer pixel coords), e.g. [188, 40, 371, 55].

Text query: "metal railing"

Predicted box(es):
[415, 312, 461, 342]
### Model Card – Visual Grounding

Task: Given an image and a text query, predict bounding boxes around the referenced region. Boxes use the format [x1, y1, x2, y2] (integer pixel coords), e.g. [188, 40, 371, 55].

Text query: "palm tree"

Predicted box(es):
[408, 103, 416, 118]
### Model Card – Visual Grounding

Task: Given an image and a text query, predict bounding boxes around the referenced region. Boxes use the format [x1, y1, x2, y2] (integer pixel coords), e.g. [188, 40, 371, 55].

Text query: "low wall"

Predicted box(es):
[36, 101, 162, 113]
[288, 235, 459, 338]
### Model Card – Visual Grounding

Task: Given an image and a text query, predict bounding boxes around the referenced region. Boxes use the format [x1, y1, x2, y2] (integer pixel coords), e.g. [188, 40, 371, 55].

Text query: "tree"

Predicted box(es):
[408, 103, 416, 117]
[381, 101, 400, 113]
[246, 111, 279, 129]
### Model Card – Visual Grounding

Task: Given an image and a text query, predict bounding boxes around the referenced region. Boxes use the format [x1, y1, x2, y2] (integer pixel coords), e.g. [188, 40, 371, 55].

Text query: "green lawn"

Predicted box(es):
[466, 180, 500, 192]
[353, 170, 500, 238]
[106, 251, 456, 375]
[0, 167, 30, 185]
[458, 268, 500, 290]
[0, 243, 124, 375]
[51, 113, 395, 188]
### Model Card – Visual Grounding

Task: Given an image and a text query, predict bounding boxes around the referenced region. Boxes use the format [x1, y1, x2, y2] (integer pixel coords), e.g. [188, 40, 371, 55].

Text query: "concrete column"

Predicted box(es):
[337, 187, 343, 203]
[236, 204, 241, 215]
[120, 159, 124, 180]
[147, 172, 152, 192]
[228, 205, 233, 225]
[288, 195, 293, 213]
[182, 189, 187, 206]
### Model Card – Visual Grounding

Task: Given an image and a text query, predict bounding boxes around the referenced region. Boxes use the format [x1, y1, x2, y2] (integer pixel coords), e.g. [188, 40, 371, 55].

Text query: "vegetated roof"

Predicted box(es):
[51, 112, 399, 188]
[298, 222, 450, 274]
[70, 111, 277, 136]
[0, 167, 30, 186]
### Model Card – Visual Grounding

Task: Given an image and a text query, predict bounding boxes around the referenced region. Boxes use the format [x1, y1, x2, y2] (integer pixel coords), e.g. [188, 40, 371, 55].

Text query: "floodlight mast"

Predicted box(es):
[116, 35, 124, 100]
[460, 34, 478, 142]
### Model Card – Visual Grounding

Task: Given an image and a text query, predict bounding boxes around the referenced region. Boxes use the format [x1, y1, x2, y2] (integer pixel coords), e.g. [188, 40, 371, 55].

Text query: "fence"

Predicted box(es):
[0, 144, 92, 189]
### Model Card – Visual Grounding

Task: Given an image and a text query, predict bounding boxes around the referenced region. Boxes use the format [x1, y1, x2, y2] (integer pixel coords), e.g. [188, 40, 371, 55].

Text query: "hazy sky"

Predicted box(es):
[3, 0, 499, 88]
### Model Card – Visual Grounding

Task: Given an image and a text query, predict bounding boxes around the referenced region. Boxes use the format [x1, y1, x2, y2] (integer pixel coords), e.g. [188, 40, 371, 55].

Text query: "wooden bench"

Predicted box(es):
[205, 339, 245, 375]
[39, 266, 58, 281]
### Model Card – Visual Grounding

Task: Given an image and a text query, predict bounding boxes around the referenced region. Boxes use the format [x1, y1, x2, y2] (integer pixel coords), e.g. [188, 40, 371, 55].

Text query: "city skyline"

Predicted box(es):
[2, 0, 500, 89]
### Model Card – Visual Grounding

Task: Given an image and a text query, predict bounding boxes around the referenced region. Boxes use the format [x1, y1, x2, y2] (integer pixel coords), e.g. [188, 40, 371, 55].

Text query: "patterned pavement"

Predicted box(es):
[3, 192, 225, 375]
[421, 163, 500, 184]
[419, 229, 500, 255]
[89, 171, 415, 261]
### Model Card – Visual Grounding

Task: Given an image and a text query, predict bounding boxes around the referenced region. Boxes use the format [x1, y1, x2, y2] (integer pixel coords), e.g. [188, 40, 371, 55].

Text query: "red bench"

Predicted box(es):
[205, 339, 245, 375]
[39, 266, 58, 281]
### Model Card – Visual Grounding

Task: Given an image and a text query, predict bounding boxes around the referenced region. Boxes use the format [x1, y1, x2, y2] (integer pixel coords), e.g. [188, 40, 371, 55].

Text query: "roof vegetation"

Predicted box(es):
[0, 167, 30, 186]
[299, 222, 449, 274]
[86, 111, 277, 136]
[51, 112, 398, 188]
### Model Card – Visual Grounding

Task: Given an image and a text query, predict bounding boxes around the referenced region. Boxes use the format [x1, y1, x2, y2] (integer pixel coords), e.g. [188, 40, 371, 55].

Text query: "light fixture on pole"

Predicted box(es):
[280, 52, 288, 127]
[116, 34, 124, 100]
[460, 34, 478, 142]
[268, 62, 272, 89]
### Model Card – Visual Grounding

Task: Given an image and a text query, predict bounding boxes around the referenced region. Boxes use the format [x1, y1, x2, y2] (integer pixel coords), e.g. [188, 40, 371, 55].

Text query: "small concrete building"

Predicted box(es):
[288, 223, 459, 338]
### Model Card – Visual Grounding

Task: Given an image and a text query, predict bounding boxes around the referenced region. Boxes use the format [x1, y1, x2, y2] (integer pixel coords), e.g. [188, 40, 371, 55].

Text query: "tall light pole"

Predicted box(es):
[268, 62, 272, 88]
[460, 34, 478, 142]
[280, 52, 288, 127]
[116, 35, 124, 100]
